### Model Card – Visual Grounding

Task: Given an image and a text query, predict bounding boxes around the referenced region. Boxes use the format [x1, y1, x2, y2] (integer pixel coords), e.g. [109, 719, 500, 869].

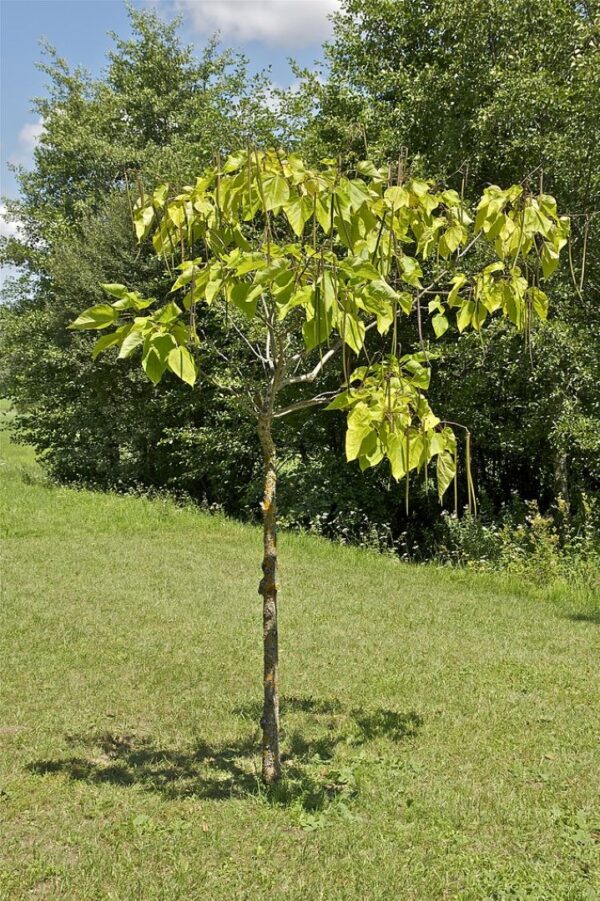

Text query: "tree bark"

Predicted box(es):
[257, 411, 281, 784]
[553, 449, 571, 538]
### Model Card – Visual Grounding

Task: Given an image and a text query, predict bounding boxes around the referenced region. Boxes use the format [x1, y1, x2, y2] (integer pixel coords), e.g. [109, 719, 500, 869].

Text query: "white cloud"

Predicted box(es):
[0, 203, 22, 240]
[9, 118, 44, 166]
[173, 0, 340, 48]
[18, 120, 45, 153]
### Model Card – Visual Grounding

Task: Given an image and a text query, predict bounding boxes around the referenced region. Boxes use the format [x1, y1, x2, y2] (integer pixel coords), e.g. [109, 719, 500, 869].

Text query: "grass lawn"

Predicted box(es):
[1, 405, 599, 900]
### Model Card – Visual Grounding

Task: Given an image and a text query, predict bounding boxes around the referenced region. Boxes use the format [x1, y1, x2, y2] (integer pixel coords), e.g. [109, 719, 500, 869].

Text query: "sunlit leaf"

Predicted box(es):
[167, 346, 197, 386]
[69, 304, 119, 331]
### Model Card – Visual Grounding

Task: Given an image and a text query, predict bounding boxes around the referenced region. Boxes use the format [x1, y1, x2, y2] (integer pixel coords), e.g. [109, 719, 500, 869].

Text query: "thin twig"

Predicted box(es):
[230, 320, 269, 369]
[580, 214, 589, 291]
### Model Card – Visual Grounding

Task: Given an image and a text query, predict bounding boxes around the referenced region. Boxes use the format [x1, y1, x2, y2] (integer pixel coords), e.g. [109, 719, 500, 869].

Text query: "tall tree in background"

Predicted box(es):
[0, 8, 279, 499]
[300, 0, 600, 519]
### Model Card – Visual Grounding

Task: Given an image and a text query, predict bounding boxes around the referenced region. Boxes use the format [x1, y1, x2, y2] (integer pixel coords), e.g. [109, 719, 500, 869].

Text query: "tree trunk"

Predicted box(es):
[257, 412, 281, 784]
[553, 449, 570, 538]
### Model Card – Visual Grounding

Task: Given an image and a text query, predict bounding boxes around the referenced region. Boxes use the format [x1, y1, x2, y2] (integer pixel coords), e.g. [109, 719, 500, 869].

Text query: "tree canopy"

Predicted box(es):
[70, 149, 569, 501]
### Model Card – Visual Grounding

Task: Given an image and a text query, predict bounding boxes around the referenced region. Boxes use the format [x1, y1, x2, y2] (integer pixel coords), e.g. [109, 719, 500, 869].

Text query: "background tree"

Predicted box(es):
[0, 8, 279, 504]
[293, 0, 600, 530]
[69, 148, 568, 781]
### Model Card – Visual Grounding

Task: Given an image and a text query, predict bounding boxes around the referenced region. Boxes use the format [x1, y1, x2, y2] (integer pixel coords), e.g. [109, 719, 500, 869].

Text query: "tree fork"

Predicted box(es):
[257, 410, 281, 784]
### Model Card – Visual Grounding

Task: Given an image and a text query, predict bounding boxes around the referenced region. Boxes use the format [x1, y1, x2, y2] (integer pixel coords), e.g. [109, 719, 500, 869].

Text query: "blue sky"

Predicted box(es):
[0, 0, 337, 216]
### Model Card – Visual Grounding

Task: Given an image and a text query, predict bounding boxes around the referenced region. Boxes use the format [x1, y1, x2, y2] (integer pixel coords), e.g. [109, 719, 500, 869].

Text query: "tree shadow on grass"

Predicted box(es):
[566, 610, 600, 625]
[27, 698, 422, 809]
[29, 733, 260, 801]
[236, 695, 421, 741]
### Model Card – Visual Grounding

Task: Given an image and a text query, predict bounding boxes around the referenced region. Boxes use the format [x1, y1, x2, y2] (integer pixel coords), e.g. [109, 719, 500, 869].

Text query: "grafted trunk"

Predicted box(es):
[257, 412, 281, 784]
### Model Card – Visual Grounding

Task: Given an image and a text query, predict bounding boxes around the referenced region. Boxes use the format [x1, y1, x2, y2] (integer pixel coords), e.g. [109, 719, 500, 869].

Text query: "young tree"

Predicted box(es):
[69, 149, 568, 783]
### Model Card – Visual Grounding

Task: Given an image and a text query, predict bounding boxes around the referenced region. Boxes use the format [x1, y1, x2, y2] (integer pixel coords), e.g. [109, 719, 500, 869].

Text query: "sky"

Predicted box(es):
[0, 0, 338, 235]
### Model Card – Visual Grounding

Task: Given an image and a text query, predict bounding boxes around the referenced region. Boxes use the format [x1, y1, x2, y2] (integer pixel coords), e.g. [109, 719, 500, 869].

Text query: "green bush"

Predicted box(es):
[434, 495, 600, 598]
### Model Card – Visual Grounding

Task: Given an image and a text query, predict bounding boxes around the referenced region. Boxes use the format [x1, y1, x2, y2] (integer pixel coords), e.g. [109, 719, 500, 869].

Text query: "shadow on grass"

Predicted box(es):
[233, 695, 345, 725]
[29, 733, 260, 801]
[566, 610, 600, 625]
[27, 697, 422, 809]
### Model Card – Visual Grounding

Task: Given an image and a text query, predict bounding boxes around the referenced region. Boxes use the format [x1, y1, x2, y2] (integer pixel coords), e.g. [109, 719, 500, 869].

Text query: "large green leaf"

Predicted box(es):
[438, 224, 464, 257]
[153, 301, 181, 324]
[436, 451, 456, 501]
[222, 149, 248, 173]
[341, 256, 381, 280]
[152, 184, 169, 207]
[230, 282, 261, 319]
[142, 333, 177, 385]
[540, 243, 560, 279]
[134, 204, 155, 241]
[118, 328, 145, 359]
[432, 313, 449, 337]
[302, 312, 334, 350]
[402, 357, 431, 389]
[529, 286, 549, 320]
[101, 283, 129, 299]
[385, 429, 407, 480]
[341, 312, 365, 354]
[347, 179, 372, 210]
[69, 304, 119, 331]
[262, 173, 290, 211]
[384, 185, 409, 208]
[315, 197, 333, 233]
[91, 329, 126, 360]
[325, 390, 357, 411]
[399, 256, 423, 288]
[284, 195, 313, 236]
[457, 300, 475, 333]
[167, 346, 197, 386]
[345, 406, 374, 461]
[358, 431, 384, 469]
[233, 253, 267, 276]
[276, 285, 312, 321]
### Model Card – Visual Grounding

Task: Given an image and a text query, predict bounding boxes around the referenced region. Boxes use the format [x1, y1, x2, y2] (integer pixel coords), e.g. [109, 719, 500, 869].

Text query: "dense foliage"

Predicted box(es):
[301, 0, 600, 539]
[1, 2, 599, 563]
[1, 10, 275, 511]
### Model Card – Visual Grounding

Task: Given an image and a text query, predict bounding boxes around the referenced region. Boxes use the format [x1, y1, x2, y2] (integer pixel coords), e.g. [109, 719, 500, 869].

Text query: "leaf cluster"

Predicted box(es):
[70, 149, 568, 501]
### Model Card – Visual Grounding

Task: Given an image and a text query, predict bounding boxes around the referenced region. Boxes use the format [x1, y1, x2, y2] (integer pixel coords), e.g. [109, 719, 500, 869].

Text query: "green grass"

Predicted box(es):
[1, 404, 599, 900]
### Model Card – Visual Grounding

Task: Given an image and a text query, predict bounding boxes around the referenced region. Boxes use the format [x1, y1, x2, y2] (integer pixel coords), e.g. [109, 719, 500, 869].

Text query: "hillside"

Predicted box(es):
[1, 412, 598, 899]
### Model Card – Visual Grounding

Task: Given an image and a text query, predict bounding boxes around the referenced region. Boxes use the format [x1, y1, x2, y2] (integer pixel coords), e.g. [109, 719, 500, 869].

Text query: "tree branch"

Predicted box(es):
[262, 297, 276, 372]
[230, 320, 270, 370]
[281, 340, 343, 386]
[273, 390, 340, 419]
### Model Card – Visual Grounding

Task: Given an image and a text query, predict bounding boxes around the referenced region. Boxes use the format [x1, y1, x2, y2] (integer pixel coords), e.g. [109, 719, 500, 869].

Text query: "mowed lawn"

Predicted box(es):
[1, 411, 599, 900]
